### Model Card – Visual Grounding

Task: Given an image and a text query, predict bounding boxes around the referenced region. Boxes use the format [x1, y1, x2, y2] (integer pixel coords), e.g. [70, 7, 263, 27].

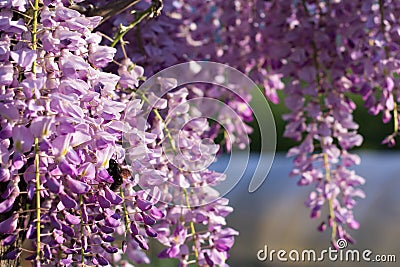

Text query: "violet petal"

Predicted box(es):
[60, 193, 77, 209]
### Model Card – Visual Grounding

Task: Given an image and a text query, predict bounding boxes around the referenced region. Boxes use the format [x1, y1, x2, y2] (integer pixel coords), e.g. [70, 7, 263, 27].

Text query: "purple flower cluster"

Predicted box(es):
[350, 0, 400, 146]
[109, 0, 398, 245]
[100, 0, 285, 103]
[95, 0, 373, 245]
[3, 0, 400, 264]
[0, 1, 237, 266]
[275, 0, 399, 244]
[267, 0, 367, 244]
[121, 75, 240, 265]
[96, 0, 257, 151]
[103, 0, 398, 245]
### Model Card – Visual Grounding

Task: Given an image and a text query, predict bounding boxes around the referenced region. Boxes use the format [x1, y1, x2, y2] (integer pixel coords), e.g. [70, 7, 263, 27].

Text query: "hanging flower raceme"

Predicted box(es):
[279, 0, 366, 245]
[0, 1, 238, 266]
[352, 0, 400, 147]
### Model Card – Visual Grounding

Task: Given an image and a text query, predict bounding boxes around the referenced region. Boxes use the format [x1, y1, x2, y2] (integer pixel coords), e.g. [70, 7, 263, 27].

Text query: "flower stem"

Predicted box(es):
[120, 187, 131, 235]
[138, 91, 199, 262]
[322, 150, 337, 242]
[394, 102, 398, 134]
[85, 0, 141, 24]
[34, 137, 41, 263]
[379, 0, 399, 137]
[183, 188, 199, 260]
[304, 1, 338, 242]
[31, 0, 39, 73]
[152, 109, 177, 153]
[379, 0, 389, 58]
[32, 0, 41, 262]
[110, 0, 163, 48]
[138, 92, 177, 153]
[79, 195, 85, 266]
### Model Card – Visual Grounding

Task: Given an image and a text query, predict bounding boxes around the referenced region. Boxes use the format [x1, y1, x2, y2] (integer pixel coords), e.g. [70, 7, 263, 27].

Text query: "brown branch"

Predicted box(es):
[70, 0, 142, 25]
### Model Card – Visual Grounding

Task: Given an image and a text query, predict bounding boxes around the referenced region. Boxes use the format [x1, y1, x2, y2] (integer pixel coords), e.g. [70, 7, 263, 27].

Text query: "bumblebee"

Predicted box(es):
[107, 159, 131, 191]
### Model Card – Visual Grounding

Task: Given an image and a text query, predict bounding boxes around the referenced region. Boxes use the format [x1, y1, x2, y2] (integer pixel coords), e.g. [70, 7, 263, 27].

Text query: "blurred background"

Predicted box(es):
[220, 91, 399, 266]
[218, 91, 399, 266]
[249, 91, 394, 152]
[217, 151, 400, 266]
